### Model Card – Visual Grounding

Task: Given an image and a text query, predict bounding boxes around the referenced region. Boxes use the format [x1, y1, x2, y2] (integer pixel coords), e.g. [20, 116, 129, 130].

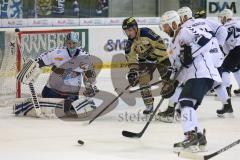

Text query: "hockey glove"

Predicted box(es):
[127, 69, 139, 87]
[160, 80, 179, 99]
[83, 84, 99, 97]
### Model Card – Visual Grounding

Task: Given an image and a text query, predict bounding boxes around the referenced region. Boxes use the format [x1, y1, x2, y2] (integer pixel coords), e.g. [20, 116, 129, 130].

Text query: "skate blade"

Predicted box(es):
[173, 146, 183, 153]
[199, 145, 208, 152]
[187, 145, 201, 153]
[143, 110, 153, 115]
[158, 116, 174, 123]
[173, 145, 201, 153]
[217, 113, 234, 118]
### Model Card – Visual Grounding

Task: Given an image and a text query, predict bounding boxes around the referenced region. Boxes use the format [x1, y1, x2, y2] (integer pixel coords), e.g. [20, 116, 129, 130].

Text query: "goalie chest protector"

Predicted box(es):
[39, 47, 92, 94]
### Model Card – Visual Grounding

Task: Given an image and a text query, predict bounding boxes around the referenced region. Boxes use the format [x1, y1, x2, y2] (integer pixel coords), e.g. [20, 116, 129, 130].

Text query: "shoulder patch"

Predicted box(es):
[54, 57, 64, 61]
[140, 27, 160, 41]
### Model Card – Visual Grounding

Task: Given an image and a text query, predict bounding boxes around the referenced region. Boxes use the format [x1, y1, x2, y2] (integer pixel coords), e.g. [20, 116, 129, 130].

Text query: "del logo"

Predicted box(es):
[104, 39, 128, 52]
[208, 1, 236, 13]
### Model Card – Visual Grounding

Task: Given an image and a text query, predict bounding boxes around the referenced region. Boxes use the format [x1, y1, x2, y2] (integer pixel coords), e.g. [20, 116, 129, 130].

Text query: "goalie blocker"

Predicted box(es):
[16, 58, 41, 85]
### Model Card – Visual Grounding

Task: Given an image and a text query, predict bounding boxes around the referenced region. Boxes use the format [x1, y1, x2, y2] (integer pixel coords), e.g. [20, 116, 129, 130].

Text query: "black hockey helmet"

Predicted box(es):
[122, 17, 138, 30]
[195, 9, 206, 18]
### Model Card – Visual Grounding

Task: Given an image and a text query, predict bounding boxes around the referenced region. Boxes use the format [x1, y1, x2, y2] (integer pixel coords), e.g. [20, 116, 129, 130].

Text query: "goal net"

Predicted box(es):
[0, 28, 88, 101]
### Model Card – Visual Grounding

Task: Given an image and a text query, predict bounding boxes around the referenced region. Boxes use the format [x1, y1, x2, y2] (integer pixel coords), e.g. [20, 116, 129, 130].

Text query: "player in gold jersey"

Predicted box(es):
[122, 17, 172, 114]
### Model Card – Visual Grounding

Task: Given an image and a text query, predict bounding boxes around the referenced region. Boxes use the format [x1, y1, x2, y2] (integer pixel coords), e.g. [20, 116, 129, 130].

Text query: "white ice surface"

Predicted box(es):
[0, 69, 240, 160]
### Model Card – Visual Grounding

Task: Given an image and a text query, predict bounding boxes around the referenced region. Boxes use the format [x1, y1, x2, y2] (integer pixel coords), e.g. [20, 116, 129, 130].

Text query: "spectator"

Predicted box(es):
[72, 0, 79, 16]
[96, 0, 108, 15]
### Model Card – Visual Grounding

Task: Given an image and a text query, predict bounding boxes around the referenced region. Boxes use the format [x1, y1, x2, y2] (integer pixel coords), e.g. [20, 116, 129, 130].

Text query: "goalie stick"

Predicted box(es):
[28, 82, 42, 117]
[89, 84, 131, 124]
[178, 139, 240, 160]
[122, 66, 183, 138]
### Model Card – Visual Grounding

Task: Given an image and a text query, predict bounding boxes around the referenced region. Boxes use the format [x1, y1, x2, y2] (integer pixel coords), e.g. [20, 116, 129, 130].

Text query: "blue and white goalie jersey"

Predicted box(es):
[37, 47, 93, 94]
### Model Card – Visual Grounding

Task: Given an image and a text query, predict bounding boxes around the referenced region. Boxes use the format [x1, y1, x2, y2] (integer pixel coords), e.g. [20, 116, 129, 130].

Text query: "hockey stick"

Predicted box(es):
[178, 139, 240, 160]
[122, 97, 165, 138]
[122, 66, 183, 138]
[89, 84, 131, 124]
[115, 65, 175, 94]
[115, 79, 164, 94]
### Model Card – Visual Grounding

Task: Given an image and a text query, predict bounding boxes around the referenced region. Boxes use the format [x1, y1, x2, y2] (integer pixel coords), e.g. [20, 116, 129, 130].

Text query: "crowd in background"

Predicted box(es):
[0, 0, 109, 18]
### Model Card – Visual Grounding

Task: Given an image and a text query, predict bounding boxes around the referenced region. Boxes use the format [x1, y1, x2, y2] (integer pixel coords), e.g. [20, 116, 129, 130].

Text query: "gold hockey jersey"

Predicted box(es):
[125, 27, 168, 70]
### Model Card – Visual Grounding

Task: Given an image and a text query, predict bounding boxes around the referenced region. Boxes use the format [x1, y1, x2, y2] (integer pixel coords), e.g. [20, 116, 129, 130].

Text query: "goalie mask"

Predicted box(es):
[66, 32, 79, 55]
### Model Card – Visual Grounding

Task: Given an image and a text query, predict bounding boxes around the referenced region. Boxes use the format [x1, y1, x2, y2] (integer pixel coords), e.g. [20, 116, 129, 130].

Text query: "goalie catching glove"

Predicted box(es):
[16, 58, 41, 84]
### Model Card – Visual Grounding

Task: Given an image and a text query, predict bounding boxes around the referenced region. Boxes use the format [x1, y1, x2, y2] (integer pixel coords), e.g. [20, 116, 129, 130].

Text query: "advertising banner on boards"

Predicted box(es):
[207, 0, 240, 16]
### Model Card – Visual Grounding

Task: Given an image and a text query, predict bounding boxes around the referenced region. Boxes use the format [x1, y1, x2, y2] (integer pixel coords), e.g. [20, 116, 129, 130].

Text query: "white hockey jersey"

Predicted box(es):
[181, 18, 227, 67]
[223, 19, 240, 53]
[169, 25, 222, 84]
[38, 46, 93, 94]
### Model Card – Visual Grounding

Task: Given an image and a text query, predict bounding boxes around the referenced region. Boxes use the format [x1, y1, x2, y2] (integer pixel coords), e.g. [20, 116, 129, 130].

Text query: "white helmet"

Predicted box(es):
[219, 9, 233, 20]
[177, 6, 193, 20]
[160, 10, 181, 31]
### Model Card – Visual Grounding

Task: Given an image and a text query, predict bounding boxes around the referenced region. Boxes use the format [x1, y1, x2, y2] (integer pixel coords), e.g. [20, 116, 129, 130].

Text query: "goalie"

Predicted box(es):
[15, 32, 98, 117]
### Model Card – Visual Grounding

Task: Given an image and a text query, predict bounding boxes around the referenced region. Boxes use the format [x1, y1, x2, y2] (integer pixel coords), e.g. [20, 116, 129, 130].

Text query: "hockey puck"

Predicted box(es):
[77, 140, 84, 145]
[15, 28, 20, 32]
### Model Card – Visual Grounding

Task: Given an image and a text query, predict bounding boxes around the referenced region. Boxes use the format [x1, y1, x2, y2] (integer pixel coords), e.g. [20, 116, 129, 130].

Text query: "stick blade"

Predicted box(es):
[178, 151, 204, 160]
[122, 130, 141, 138]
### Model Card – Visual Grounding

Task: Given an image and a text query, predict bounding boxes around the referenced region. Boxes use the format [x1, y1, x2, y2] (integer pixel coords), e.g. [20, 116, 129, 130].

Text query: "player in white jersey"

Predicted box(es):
[15, 32, 98, 117]
[178, 7, 234, 118]
[218, 9, 240, 114]
[158, 7, 231, 121]
[160, 10, 222, 152]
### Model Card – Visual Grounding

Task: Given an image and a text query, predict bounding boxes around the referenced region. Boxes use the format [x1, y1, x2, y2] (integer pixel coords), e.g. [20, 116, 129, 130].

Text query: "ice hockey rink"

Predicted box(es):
[0, 68, 239, 160]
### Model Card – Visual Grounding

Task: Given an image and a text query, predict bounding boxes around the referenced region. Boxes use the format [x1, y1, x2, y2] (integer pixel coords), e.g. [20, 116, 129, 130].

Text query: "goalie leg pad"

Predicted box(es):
[14, 98, 33, 116]
[14, 98, 65, 118]
[71, 97, 97, 117]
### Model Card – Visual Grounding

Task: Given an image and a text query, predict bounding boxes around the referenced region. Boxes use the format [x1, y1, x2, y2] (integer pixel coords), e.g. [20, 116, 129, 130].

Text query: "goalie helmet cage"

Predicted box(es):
[0, 29, 73, 99]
